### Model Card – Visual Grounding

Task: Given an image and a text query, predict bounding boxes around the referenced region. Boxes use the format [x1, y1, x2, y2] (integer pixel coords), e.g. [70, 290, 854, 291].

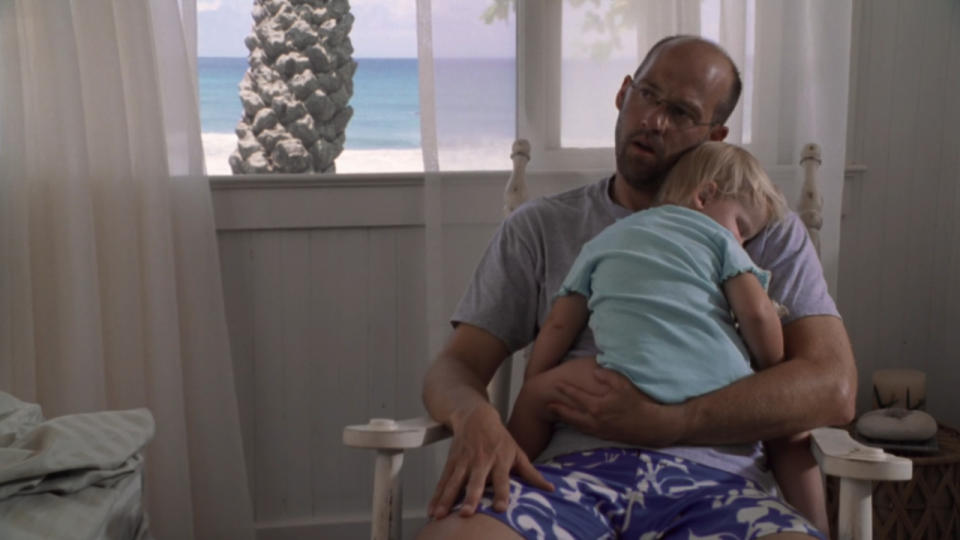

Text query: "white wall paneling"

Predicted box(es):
[218, 224, 439, 539]
[840, 0, 960, 426]
[213, 171, 589, 538]
[205, 3, 960, 535]
[211, 162, 816, 537]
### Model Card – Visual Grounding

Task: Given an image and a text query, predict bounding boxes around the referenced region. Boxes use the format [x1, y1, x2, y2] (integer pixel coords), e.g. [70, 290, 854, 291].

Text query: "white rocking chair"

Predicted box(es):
[343, 140, 912, 540]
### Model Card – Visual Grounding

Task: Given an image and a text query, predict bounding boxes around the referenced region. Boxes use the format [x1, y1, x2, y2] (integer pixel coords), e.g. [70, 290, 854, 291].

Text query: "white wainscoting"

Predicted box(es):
[207, 4, 960, 535]
[213, 170, 597, 539]
[212, 164, 813, 538]
[219, 225, 432, 535]
[212, 155, 830, 540]
[840, 0, 960, 427]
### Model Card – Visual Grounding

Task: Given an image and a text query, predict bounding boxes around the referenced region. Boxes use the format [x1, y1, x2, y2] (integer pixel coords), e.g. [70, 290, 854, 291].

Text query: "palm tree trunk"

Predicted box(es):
[231, 0, 356, 174]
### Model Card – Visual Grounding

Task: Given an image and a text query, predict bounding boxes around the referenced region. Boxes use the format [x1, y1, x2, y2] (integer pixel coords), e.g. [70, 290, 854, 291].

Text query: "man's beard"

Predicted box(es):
[613, 116, 687, 192]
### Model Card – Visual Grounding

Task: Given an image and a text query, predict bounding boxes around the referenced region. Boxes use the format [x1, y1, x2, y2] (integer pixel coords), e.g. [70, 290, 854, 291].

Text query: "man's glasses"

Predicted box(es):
[627, 78, 716, 131]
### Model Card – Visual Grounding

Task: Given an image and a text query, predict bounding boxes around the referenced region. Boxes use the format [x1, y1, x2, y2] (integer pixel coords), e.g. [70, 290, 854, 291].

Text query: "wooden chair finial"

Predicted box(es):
[799, 142, 824, 255]
[504, 139, 531, 217]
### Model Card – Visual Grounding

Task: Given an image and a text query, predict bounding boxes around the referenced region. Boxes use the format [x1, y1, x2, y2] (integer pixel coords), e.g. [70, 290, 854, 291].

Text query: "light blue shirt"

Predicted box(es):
[559, 205, 770, 404]
[454, 176, 838, 489]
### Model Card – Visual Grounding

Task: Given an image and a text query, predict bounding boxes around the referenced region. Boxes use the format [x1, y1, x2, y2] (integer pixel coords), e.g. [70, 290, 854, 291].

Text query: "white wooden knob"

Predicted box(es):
[368, 418, 398, 430]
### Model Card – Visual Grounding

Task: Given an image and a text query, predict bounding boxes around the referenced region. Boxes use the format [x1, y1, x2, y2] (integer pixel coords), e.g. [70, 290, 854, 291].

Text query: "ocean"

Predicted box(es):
[198, 56, 516, 151]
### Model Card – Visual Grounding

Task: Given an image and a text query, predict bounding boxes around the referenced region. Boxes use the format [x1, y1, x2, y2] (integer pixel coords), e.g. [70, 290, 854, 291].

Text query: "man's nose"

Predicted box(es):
[639, 103, 668, 132]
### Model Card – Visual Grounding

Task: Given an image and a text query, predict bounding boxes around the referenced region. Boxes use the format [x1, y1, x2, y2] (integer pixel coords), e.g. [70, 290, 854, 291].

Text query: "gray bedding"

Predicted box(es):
[0, 393, 154, 540]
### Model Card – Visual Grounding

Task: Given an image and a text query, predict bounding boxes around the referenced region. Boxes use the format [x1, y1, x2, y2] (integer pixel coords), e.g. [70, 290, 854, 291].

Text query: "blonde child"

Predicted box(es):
[506, 141, 828, 533]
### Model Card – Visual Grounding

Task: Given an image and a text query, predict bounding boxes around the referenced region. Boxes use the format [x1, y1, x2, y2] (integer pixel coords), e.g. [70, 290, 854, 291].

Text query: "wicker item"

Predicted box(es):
[826, 424, 960, 539]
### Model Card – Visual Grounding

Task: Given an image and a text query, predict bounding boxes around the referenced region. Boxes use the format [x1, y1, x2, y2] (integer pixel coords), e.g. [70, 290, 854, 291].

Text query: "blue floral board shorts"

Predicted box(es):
[466, 447, 825, 540]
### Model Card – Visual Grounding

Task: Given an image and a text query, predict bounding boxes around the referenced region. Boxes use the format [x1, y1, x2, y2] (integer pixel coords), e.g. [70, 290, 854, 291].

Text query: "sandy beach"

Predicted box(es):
[203, 133, 512, 175]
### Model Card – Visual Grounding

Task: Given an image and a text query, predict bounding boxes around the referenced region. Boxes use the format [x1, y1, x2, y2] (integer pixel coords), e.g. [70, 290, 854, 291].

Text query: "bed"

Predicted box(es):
[0, 392, 153, 540]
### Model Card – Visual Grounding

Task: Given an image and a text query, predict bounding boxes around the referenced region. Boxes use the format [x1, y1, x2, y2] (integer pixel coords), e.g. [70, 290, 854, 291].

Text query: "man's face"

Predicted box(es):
[614, 41, 733, 192]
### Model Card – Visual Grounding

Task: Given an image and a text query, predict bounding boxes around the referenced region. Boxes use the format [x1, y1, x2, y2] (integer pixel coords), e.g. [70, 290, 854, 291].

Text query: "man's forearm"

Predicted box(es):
[678, 315, 856, 444]
[421, 323, 512, 429]
[422, 354, 496, 429]
[420, 325, 554, 519]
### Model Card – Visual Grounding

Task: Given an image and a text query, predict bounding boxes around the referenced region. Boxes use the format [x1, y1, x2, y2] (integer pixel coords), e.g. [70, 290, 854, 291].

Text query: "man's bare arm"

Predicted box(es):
[423, 323, 507, 424]
[681, 315, 856, 443]
[422, 323, 552, 519]
[551, 315, 856, 446]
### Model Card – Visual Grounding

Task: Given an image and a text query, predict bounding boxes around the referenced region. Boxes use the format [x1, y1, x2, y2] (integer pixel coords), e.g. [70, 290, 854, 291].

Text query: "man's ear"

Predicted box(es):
[709, 124, 729, 141]
[692, 181, 718, 209]
[615, 75, 632, 110]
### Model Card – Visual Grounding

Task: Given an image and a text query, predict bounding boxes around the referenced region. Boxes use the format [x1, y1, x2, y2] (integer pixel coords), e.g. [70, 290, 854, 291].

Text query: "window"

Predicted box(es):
[519, 0, 757, 172]
[197, 0, 515, 175]
[559, 1, 640, 148]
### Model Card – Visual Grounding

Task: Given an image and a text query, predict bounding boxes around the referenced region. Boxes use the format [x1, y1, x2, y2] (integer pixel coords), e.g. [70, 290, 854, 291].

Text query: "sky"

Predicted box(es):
[197, 0, 516, 58]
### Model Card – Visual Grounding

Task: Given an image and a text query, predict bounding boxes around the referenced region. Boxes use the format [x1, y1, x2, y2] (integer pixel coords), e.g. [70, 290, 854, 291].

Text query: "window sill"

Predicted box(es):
[209, 172, 426, 191]
[210, 170, 511, 231]
[209, 168, 603, 232]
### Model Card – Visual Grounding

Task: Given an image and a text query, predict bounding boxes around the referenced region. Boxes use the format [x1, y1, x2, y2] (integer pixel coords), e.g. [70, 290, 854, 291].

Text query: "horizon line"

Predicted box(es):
[197, 55, 515, 60]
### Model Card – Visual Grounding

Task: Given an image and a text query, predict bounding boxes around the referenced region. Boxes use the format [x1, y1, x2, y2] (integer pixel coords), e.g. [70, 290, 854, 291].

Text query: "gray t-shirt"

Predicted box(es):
[451, 176, 840, 491]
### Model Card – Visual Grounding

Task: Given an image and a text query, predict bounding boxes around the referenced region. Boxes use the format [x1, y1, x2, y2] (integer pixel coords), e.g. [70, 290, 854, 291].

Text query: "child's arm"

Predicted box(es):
[723, 272, 783, 369]
[727, 275, 827, 532]
[524, 294, 589, 380]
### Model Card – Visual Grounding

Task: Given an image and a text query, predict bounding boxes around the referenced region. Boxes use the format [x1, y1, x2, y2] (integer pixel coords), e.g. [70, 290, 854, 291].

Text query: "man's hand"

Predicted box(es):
[422, 324, 553, 519]
[549, 363, 687, 447]
[551, 316, 857, 447]
[428, 403, 553, 519]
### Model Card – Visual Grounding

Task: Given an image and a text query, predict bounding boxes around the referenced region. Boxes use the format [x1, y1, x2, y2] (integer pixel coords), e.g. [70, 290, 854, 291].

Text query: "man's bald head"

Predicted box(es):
[634, 35, 742, 125]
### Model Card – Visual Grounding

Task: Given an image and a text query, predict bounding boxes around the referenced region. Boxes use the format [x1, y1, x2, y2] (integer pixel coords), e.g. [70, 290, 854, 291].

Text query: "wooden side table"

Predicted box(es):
[826, 424, 960, 539]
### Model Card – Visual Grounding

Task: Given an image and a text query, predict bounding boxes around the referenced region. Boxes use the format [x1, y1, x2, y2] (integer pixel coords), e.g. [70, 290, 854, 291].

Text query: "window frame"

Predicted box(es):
[516, 0, 615, 174]
[202, 0, 611, 180]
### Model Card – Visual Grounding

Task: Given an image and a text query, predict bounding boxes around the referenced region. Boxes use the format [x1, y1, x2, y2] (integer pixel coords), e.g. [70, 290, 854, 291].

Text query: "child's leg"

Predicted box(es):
[507, 378, 557, 461]
[507, 357, 601, 461]
[766, 432, 830, 535]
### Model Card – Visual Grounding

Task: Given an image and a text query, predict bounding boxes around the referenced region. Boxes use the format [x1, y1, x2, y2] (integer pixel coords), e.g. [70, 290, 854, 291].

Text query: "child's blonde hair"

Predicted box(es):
[655, 141, 787, 223]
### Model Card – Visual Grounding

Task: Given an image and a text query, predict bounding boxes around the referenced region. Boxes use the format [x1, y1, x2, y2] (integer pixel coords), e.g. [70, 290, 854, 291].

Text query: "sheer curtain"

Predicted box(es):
[416, 0, 851, 352]
[0, 1, 254, 538]
[415, 0, 518, 369]
[414, 0, 519, 499]
[414, 0, 850, 520]
[557, 0, 851, 287]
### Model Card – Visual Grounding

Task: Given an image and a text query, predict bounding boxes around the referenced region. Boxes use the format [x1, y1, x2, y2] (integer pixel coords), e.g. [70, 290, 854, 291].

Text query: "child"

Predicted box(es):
[506, 141, 829, 534]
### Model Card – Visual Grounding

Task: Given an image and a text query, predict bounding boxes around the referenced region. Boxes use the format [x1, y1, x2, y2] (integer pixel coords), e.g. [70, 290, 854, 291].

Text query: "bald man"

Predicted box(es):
[417, 36, 854, 540]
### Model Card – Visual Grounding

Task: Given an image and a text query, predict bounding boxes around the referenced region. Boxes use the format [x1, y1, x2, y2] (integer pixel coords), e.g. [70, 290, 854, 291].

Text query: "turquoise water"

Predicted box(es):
[198, 57, 515, 150]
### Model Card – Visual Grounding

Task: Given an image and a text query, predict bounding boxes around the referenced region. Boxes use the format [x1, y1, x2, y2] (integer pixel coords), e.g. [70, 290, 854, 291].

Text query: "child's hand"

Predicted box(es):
[771, 299, 790, 319]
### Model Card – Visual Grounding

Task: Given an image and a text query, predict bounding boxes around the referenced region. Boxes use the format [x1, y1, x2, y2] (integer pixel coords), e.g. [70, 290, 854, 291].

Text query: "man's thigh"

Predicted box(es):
[464, 448, 825, 540]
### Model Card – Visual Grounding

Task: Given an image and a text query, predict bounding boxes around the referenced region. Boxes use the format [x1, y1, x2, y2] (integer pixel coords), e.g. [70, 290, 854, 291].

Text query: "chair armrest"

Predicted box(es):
[343, 416, 451, 450]
[811, 427, 912, 482]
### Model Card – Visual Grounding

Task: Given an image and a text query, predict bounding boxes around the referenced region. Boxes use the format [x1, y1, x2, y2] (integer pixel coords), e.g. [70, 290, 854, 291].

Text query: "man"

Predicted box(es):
[417, 35, 855, 539]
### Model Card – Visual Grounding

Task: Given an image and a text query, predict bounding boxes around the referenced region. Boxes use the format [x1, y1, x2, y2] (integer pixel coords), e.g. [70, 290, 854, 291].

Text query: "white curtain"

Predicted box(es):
[414, 0, 521, 501]
[0, 1, 255, 539]
[625, 0, 852, 289]
[549, 0, 851, 284]
[406, 0, 851, 520]
[413, 2, 851, 496]
[414, 0, 518, 365]
[415, 0, 851, 348]
[415, 0, 445, 366]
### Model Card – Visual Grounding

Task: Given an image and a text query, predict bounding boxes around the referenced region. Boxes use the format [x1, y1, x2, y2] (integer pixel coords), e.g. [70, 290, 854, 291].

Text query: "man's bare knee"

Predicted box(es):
[416, 513, 523, 540]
